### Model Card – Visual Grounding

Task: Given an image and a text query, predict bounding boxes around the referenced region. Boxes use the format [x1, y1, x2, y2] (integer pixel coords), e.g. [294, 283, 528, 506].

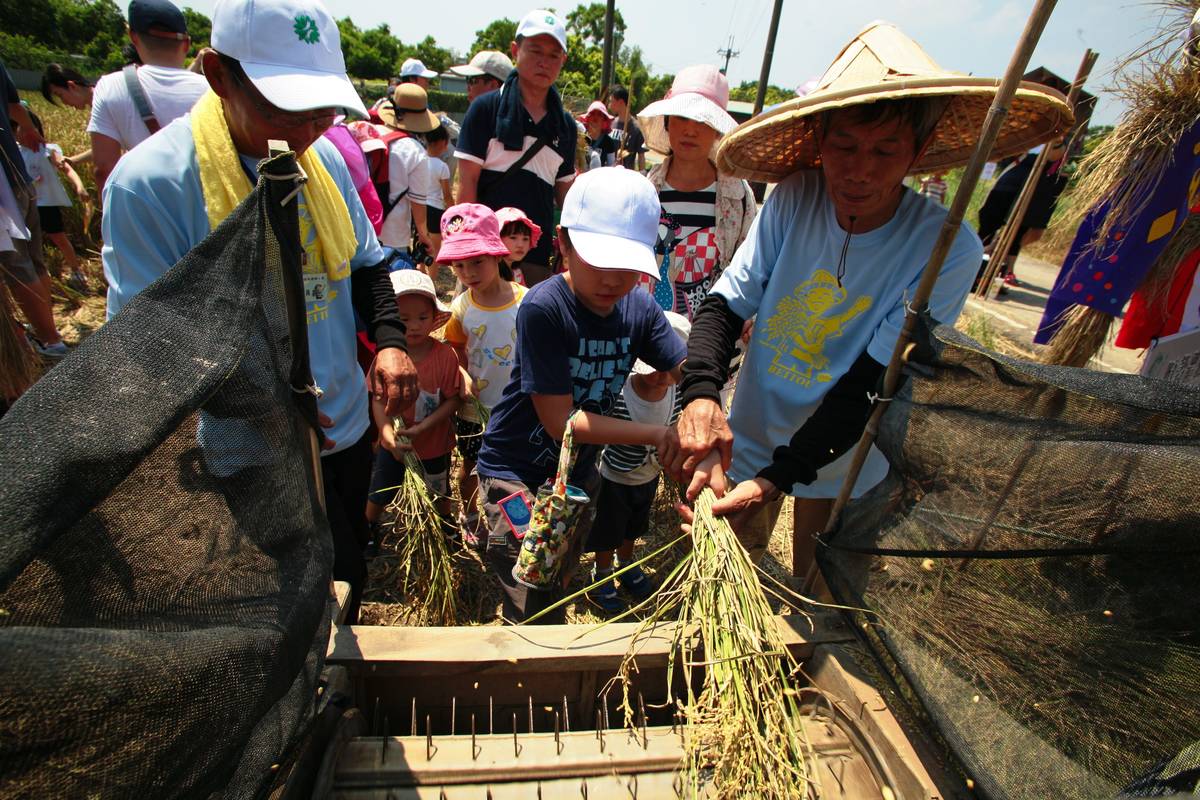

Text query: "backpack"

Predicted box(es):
[368, 130, 412, 218]
[346, 121, 412, 219]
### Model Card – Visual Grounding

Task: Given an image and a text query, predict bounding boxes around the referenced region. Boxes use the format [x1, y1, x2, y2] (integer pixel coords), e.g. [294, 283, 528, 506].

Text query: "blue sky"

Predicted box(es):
[184, 0, 1184, 126]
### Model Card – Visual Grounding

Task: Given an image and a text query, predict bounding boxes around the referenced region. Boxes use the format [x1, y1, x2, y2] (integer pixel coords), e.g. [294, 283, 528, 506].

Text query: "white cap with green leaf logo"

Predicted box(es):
[210, 0, 368, 118]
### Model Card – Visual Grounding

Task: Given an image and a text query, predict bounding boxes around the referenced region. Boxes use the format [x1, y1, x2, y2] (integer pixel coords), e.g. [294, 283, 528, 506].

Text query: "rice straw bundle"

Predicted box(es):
[0, 286, 39, 402]
[1054, 3, 1200, 254]
[386, 417, 457, 625]
[615, 488, 817, 798]
[1040, 305, 1115, 367]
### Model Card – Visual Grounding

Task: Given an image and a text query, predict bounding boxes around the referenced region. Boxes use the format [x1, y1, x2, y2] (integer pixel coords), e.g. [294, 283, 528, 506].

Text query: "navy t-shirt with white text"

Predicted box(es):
[476, 275, 686, 488]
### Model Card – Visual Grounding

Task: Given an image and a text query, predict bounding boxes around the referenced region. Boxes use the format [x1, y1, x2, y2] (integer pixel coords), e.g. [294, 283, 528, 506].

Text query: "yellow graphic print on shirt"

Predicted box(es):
[759, 269, 871, 386]
[299, 210, 338, 324]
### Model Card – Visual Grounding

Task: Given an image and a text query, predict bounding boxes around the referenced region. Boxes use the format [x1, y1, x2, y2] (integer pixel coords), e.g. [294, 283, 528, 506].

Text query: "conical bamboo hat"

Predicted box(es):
[715, 21, 1074, 181]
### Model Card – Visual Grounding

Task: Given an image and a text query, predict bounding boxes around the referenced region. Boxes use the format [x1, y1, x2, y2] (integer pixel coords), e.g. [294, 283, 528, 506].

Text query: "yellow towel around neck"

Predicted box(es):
[191, 90, 355, 281]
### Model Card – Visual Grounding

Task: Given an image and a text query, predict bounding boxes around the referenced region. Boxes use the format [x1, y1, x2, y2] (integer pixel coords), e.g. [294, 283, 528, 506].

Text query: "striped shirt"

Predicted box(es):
[600, 381, 683, 486]
[659, 181, 717, 242]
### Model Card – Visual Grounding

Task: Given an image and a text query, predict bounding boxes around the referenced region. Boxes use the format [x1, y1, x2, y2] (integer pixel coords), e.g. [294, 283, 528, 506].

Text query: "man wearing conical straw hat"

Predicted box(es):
[671, 22, 1072, 576]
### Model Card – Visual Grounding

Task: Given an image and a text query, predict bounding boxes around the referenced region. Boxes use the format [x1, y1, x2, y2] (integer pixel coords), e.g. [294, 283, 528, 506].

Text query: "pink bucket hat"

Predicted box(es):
[436, 203, 512, 263]
[637, 64, 738, 156]
[494, 206, 543, 250]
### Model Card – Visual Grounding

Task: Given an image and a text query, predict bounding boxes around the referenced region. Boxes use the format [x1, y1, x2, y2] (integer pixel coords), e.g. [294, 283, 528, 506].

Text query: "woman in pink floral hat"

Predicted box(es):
[637, 64, 757, 321]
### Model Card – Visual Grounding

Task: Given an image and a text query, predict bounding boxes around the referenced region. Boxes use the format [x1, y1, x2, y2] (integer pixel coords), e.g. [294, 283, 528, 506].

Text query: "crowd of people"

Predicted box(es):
[1, 0, 1075, 624]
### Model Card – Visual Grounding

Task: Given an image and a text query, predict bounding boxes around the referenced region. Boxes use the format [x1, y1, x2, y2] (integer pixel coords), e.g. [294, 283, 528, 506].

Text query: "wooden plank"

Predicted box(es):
[326, 612, 853, 676]
[332, 582, 351, 625]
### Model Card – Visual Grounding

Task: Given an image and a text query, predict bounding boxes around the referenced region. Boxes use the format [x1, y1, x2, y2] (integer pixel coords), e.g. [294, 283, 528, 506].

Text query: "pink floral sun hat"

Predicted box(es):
[637, 64, 738, 156]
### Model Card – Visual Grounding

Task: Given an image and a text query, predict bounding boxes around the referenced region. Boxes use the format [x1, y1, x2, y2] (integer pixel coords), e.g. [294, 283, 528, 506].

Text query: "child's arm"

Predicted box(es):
[531, 393, 679, 463]
[52, 150, 87, 200]
[396, 393, 464, 450]
[440, 177, 453, 210]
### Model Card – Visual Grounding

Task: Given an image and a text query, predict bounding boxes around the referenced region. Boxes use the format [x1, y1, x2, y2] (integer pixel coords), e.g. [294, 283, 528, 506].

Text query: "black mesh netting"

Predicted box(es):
[0, 153, 333, 798]
[820, 318, 1200, 800]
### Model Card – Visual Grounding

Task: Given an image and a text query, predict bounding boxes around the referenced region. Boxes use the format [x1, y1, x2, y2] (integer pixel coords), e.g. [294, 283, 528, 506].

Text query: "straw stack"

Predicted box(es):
[386, 417, 457, 625]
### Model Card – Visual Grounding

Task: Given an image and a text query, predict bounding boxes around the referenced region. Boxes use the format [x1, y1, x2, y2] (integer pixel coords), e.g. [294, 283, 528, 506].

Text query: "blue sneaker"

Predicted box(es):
[587, 567, 627, 613]
[617, 563, 657, 602]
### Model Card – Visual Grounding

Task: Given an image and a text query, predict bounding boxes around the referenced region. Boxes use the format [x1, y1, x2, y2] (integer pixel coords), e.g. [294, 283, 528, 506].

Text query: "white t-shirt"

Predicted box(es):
[20, 144, 72, 207]
[378, 134, 429, 248]
[425, 157, 450, 211]
[441, 282, 528, 423]
[87, 65, 208, 150]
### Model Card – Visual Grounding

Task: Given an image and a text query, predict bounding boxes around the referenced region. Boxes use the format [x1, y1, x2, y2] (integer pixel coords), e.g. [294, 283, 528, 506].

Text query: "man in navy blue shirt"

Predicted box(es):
[454, 9, 577, 285]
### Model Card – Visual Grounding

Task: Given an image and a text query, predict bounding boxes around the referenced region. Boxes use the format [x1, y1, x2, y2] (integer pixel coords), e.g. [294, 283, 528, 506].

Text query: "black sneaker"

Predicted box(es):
[587, 568, 627, 613]
[617, 563, 658, 602]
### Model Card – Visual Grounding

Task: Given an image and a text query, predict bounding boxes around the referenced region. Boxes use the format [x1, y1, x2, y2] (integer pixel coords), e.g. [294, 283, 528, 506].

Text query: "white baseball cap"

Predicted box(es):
[560, 167, 660, 278]
[516, 9, 568, 52]
[449, 50, 514, 82]
[399, 57, 438, 80]
[210, 0, 367, 118]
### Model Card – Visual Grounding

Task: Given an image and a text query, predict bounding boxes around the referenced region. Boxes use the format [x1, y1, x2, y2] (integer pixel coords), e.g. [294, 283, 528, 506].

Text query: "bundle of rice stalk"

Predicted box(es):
[615, 488, 818, 799]
[1055, 3, 1200, 253]
[386, 417, 457, 625]
[0, 286, 40, 401]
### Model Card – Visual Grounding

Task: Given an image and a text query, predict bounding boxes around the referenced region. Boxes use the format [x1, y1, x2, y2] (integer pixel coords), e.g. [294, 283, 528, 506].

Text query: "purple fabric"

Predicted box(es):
[1036, 119, 1200, 343]
[323, 124, 384, 235]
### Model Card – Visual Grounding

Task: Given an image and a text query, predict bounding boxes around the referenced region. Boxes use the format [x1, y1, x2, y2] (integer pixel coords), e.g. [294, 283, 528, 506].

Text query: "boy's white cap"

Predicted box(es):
[399, 57, 438, 80]
[516, 9, 568, 52]
[210, 0, 367, 118]
[450, 50, 514, 82]
[389, 269, 451, 329]
[632, 312, 691, 374]
[560, 167, 660, 279]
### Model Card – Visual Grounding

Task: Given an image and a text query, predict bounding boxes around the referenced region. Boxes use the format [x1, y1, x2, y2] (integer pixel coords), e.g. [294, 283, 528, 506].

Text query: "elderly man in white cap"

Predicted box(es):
[455, 9, 578, 285]
[99, 0, 419, 623]
[450, 50, 514, 103]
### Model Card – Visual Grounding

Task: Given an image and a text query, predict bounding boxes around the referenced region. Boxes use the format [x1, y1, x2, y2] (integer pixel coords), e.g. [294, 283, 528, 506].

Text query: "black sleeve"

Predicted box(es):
[350, 261, 407, 352]
[680, 293, 744, 407]
[756, 349, 886, 494]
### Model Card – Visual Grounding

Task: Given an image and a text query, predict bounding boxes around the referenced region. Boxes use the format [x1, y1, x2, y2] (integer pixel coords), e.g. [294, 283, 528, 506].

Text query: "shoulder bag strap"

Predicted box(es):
[123, 65, 161, 134]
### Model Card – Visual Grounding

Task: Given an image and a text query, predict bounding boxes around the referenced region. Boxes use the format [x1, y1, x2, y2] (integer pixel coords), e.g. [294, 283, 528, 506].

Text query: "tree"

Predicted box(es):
[729, 80, 796, 107]
[470, 18, 517, 54]
[565, 3, 624, 51]
[361, 23, 402, 73]
[337, 17, 394, 79]
[403, 36, 452, 74]
[182, 7, 211, 56]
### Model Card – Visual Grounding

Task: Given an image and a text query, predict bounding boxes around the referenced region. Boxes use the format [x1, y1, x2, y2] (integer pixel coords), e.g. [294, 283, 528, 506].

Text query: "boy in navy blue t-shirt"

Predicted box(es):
[476, 167, 687, 623]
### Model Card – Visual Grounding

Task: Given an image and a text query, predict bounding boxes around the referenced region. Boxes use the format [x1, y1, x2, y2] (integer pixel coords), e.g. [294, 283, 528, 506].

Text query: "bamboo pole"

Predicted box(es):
[806, 0, 1063, 592]
[975, 48, 1099, 298]
[753, 0, 785, 115]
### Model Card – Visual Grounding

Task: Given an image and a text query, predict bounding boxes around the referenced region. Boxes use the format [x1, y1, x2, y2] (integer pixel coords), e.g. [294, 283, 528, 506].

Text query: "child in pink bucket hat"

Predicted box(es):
[437, 203, 529, 546]
[495, 206, 543, 286]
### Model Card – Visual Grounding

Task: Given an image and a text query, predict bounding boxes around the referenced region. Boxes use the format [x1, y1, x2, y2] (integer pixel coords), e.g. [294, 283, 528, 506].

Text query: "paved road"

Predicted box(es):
[964, 252, 1145, 375]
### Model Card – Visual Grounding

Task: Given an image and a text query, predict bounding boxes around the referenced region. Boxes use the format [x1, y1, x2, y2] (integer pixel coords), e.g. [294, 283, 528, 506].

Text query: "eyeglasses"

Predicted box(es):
[228, 64, 337, 131]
